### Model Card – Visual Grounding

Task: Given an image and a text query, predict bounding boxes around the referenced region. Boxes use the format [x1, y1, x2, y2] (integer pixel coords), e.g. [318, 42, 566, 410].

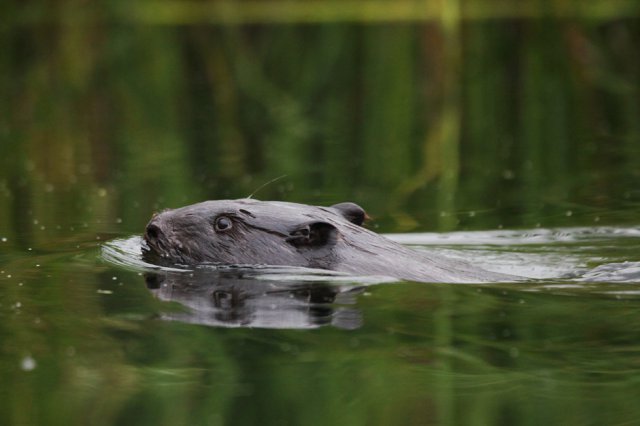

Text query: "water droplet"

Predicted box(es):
[21, 355, 37, 371]
[1, 237, 6, 242]
[565, 210, 573, 217]
[116, 218, 123, 224]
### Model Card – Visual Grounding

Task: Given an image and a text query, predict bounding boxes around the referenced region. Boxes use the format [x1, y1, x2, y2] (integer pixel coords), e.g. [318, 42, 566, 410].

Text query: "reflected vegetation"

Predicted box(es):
[2, 0, 640, 424]
[2, 0, 640, 240]
[4, 243, 640, 425]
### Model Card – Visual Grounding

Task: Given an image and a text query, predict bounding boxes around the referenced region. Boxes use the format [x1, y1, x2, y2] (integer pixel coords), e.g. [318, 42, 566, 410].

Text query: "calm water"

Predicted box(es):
[2, 221, 640, 425]
[2, 2, 640, 425]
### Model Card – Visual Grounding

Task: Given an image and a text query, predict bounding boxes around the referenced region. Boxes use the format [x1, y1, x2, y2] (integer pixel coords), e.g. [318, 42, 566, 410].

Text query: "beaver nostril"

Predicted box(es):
[146, 224, 162, 242]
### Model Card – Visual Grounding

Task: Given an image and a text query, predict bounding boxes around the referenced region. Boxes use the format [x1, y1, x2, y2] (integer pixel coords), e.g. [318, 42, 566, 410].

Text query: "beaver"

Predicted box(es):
[143, 199, 518, 283]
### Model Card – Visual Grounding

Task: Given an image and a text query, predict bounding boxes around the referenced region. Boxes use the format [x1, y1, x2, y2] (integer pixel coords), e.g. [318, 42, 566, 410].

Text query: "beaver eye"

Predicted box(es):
[214, 216, 232, 232]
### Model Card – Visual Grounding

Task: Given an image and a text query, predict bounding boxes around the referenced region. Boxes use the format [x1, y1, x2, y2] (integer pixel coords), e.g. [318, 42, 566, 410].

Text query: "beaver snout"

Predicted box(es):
[143, 215, 186, 262]
[145, 221, 164, 246]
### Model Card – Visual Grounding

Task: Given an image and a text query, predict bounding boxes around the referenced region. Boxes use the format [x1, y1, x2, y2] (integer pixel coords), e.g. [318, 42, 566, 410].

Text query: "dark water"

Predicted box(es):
[2, 2, 640, 425]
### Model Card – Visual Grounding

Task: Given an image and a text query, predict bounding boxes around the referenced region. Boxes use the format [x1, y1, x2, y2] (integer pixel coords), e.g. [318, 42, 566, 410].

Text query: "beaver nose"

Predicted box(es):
[145, 222, 164, 244]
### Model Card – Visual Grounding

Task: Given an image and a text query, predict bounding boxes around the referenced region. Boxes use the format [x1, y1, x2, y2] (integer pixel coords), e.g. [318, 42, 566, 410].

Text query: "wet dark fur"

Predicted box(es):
[143, 199, 517, 283]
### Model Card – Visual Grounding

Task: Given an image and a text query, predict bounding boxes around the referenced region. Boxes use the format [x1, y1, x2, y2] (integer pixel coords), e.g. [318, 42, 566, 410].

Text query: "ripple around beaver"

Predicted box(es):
[102, 235, 393, 330]
[101, 226, 640, 329]
[102, 225, 640, 287]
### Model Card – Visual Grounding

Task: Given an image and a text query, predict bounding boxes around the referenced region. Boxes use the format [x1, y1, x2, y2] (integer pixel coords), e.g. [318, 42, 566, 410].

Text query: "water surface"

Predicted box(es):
[3, 222, 640, 424]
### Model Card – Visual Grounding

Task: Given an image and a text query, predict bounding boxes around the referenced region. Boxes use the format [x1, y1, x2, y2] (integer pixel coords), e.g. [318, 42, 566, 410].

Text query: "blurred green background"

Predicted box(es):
[2, 0, 640, 240]
[2, 1, 640, 425]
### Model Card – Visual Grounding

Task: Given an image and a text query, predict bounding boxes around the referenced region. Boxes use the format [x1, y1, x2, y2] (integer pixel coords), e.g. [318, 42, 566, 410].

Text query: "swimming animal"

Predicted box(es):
[143, 199, 517, 283]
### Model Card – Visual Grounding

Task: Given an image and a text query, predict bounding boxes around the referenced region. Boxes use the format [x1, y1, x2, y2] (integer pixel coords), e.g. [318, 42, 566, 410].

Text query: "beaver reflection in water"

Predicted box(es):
[143, 199, 517, 283]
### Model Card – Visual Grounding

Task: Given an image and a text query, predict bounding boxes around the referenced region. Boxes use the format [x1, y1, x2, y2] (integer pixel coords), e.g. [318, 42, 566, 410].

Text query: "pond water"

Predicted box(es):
[2, 3, 640, 425]
[2, 222, 640, 424]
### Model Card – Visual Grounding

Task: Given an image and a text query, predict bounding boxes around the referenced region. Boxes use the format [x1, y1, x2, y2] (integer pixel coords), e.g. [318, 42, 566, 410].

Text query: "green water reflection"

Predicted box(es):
[2, 0, 640, 424]
[3, 251, 640, 425]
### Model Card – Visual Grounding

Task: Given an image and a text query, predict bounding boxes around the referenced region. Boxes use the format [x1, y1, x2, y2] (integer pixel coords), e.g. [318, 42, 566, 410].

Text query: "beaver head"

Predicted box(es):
[142, 199, 368, 268]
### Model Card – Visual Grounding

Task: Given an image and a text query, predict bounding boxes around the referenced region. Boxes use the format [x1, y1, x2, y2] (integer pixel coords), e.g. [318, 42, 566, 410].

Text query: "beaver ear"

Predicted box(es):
[287, 222, 338, 247]
[330, 202, 369, 226]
